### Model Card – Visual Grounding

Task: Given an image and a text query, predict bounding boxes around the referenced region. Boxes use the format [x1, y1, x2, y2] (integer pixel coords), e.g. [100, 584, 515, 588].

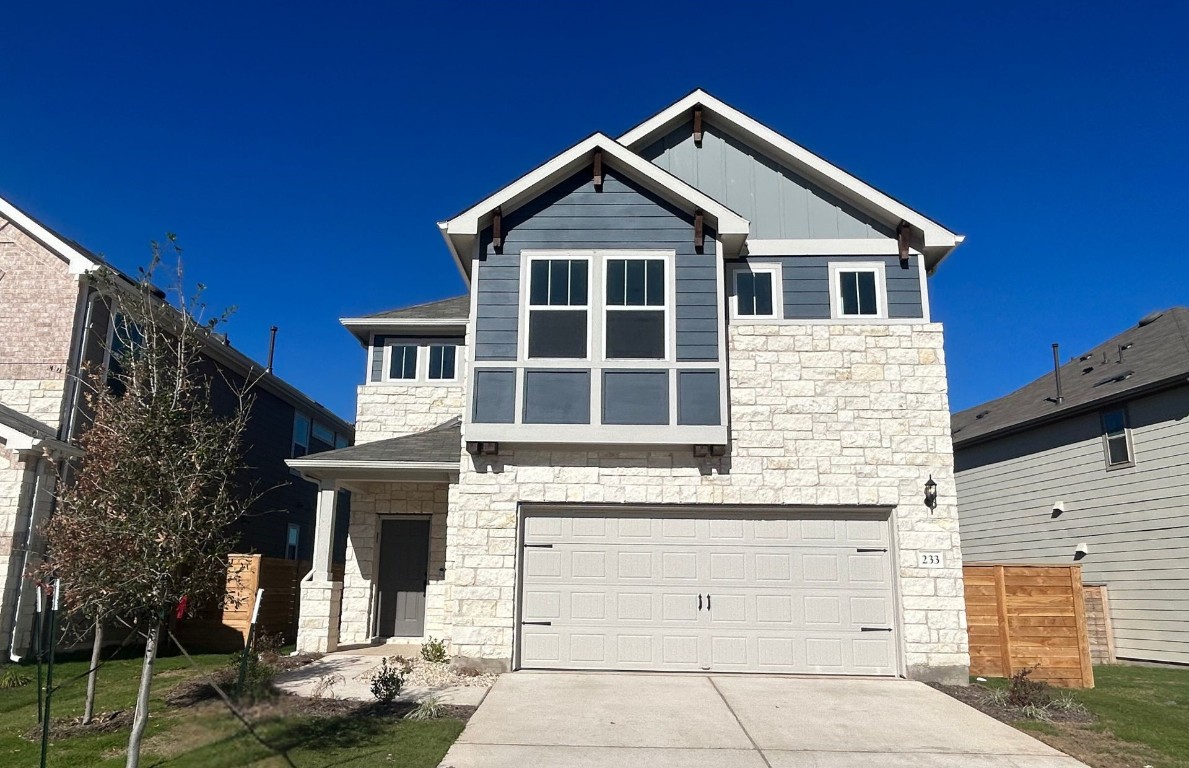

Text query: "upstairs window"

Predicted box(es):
[527, 258, 589, 358]
[1102, 408, 1133, 467]
[311, 421, 335, 453]
[605, 257, 667, 359]
[732, 265, 780, 319]
[830, 263, 885, 318]
[387, 344, 418, 380]
[285, 523, 300, 560]
[292, 412, 310, 458]
[428, 344, 458, 380]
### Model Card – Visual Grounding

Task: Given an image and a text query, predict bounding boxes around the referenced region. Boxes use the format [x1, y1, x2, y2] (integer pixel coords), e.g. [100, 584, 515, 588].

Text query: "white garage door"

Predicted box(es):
[518, 509, 897, 675]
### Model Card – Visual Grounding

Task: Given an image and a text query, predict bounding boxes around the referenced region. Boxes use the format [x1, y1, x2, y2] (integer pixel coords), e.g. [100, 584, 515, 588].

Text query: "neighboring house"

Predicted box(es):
[953, 308, 1189, 666]
[0, 194, 354, 658]
[289, 90, 970, 683]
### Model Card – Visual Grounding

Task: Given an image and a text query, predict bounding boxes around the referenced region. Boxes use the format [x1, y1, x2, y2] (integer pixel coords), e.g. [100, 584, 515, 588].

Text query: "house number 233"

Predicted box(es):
[918, 552, 945, 568]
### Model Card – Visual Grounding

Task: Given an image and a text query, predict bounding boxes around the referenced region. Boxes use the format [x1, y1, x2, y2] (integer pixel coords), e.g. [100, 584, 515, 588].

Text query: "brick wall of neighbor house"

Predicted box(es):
[443, 322, 969, 682]
[0, 218, 81, 428]
[340, 483, 448, 645]
[354, 381, 465, 444]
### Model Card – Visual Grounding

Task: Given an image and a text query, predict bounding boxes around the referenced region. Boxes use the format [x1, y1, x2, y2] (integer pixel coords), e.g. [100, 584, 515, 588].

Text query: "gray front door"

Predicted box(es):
[376, 518, 430, 637]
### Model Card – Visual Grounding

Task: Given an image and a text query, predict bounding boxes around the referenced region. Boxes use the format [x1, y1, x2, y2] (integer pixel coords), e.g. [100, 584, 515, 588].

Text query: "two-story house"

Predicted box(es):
[954, 308, 1189, 666]
[0, 194, 353, 657]
[289, 91, 970, 683]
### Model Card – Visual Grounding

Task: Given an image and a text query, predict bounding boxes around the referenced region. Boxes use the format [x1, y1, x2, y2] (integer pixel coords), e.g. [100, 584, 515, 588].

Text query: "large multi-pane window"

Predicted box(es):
[605, 257, 666, 359]
[527, 258, 589, 358]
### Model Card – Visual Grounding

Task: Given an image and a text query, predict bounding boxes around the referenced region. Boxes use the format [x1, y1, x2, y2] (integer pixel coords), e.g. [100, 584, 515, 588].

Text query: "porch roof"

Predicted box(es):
[285, 419, 461, 483]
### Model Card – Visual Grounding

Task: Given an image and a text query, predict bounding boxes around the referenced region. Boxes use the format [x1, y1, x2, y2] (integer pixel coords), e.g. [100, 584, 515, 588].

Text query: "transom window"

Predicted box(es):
[1102, 408, 1133, 467]
[731, 264, 781, 319]
[527, 258, 589, 359]
[829, 262, 886, 318]
[387, 344, 418, 380]
[605, 257, 667, 359]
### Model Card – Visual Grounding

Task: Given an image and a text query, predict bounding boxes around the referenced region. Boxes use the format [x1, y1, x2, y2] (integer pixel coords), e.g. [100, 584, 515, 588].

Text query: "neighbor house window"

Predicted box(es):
[285, 523, 300, 560]
[292, 412, 310, 458]
[311, 421, 335, 453]
[829, 262, 886, 318]
[527, 258, 589, 358]
[428, 344, 458, 380]
[387, 344, 418, 380]
[732, 265, 781, 319]
[1102, 408, 1133, 467]
[605, 257, 667, 359]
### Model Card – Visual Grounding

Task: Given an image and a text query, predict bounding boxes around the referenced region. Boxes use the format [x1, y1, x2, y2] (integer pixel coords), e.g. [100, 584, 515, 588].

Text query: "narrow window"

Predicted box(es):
[292, 412, 310, 458]
[285, 523, 300, 560]
[735, 269, 776, 318]
[311, 421, 335, 453]
[428, 344, 458, 380]
[1102, 408, 1133, 467]
[387, 344, 418, 380]
[527, 259, 589, 358]
[605, 257, 667, 359]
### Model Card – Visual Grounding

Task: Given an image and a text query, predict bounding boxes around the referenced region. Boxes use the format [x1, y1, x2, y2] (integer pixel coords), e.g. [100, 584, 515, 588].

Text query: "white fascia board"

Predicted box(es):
[619, 91, 963, 254]
[286, 459, 459, 471]
[0, 195, 99, 275]
[443, 133, 749, 247]
[340, 317, 469, 345]
[745, 239, 923, 257]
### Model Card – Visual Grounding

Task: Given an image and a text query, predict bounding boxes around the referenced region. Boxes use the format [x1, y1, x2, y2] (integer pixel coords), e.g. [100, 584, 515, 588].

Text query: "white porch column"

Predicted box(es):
[297, 480, 342, 654]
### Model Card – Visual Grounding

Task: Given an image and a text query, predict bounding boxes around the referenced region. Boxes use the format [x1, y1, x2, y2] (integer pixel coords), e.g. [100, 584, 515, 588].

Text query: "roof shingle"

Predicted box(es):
[358, 296, 469, 321]
[298, 419, 461, 465]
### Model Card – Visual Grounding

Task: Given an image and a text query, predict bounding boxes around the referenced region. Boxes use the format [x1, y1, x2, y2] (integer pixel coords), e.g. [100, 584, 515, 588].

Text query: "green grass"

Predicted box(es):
[0, 650, 463, 767]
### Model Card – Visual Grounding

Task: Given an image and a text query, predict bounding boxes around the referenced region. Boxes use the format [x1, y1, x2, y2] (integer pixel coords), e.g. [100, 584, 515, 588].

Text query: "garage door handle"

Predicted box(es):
[856, 548, 888, 553]
[698, 594, 703, 611]
[860, 627, 892, 632]
[706, 594, 711, 611]
[521, 621, 552, 626]
[524, 544, 554, 548]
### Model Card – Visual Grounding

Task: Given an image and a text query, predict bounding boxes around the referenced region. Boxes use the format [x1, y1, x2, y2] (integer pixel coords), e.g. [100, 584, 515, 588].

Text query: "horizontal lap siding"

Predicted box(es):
[739, 255, 924, 320]
[640, 120, 894, 241]
[472, 168, 718, 363]
[956, 385, 1189, 665]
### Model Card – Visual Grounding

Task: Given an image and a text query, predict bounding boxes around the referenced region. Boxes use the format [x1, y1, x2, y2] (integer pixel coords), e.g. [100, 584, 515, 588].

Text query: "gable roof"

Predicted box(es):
[340, 295, 470, 344]
[619, 90, 964, 271]
[438, 133, 751, 280]
[952, 308, 1189, 448]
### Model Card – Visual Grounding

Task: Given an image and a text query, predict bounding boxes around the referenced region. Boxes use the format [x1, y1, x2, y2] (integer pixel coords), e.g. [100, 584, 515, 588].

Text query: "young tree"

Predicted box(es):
[43, 237, 256, 768]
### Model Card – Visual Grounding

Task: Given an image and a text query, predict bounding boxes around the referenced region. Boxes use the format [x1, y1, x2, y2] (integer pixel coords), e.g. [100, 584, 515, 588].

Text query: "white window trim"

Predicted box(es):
[828, 261, 888, 320]
[520, 253, 594, 361]
[383, 342, 421, 382]
[729, 262, 783, 320]
[425, 342, 461, 382]
[1101, 408, 1135, 470]
[602, 254, 672, 362]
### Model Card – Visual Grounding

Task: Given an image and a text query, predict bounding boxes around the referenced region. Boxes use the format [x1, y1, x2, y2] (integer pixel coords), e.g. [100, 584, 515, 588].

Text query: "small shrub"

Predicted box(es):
[0, 668, 31, 689]
[312, 673, 343, 700]
[391, 655, 415, 675]
[228, 632, 279, 702]
[982, 686, 1009, 707]
[1008, 667, 1052, 709]
[405, 696, 446, 721]
[421, 637, 448, 664]
[1052, 693, 1089, 715]
[370, 658, 405, 703]
[1020, 703, 1054, 722]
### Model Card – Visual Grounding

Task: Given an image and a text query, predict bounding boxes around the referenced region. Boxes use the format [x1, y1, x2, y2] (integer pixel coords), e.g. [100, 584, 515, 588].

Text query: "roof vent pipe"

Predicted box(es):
[267, 326, 278, 373]
[1052, 343, 1064, 405]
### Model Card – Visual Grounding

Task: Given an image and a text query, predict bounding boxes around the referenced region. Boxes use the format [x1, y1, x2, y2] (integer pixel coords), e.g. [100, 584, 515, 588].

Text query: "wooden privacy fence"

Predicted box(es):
[174, 555, 341, 651]
[964, 564, 1094, 688]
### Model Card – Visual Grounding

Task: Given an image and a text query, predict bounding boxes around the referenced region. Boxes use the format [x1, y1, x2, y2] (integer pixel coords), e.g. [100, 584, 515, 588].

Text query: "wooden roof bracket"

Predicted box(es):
[692, 105, 704, 146]
[896, 220, 912, 269]
[593, 150, 603, 191]
[694, 209, 705, 253]
[492, 206, 503, 253]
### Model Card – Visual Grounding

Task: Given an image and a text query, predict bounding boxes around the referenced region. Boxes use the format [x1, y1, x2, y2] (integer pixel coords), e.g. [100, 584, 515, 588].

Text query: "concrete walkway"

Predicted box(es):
[438, 673, 1088, 767]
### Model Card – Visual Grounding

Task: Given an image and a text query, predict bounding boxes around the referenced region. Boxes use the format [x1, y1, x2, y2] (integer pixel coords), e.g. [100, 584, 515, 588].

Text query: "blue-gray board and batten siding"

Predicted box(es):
[736, 255, 924, 320]
[640, 119, 895, 242]
[472, 167, 719, 363]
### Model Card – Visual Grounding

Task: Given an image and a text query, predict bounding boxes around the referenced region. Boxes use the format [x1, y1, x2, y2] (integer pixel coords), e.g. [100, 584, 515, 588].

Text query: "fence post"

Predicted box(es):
[1069, 565, 1095, 688]
[994, 565, 1012, 677]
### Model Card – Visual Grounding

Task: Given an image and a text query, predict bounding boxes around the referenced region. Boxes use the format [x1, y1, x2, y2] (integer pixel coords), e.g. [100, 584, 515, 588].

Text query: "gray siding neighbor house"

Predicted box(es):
[953, 307, 1189, 666]
[0, 195, 353, 658]
[290, 90, 972, 683]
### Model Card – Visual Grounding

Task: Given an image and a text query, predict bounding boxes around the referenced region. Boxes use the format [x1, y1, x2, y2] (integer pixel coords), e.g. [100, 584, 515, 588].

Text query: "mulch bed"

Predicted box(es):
[22, 709, 131, 741]
[929, 682, 1096, 724]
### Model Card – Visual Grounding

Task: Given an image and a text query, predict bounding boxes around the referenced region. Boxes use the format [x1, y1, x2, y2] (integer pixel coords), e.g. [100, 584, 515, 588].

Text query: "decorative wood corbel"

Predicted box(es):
[896, 220, 912, 268]
[694, 209, 705, 253]
[492, 206, 503, 253]
[693, 105, 704, 146]
[593, 150, 603, 191]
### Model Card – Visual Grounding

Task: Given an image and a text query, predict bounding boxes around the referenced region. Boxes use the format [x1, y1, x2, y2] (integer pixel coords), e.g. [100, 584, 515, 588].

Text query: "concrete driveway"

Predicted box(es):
[439, 672, 1087, 767]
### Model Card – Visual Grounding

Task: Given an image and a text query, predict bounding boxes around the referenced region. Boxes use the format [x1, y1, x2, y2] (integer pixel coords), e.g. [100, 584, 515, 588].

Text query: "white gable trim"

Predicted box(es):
[0, 195, 99, 275]
[619, 91, 963, 269]
[438, 133, 750, 280]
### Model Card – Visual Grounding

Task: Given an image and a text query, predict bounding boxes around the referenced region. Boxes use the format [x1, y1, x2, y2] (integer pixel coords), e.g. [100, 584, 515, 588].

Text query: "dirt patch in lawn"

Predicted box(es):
[21, 709, 130, 741]
[931, 683, 1160, 768]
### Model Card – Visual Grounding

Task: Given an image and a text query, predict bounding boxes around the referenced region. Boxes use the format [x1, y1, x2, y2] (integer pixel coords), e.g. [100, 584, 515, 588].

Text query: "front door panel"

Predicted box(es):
[376, 518, 430, 637]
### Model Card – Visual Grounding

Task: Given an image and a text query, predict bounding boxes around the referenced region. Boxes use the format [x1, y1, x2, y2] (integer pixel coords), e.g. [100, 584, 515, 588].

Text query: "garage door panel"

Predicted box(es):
[519, 510, 898, 675]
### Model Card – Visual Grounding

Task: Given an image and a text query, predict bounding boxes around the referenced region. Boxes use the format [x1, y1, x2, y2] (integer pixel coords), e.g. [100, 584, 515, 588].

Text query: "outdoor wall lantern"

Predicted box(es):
[924, 475, 938, 511]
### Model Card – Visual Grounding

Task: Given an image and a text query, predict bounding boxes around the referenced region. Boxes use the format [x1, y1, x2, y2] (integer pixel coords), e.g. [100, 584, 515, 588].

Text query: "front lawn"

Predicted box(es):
[947, 665, 1189, 768]
[0, 650, 465, 767]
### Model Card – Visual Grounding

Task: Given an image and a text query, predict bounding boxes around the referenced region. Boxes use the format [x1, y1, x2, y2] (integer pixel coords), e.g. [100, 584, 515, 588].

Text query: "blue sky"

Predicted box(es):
[2, 2, 1186, 422]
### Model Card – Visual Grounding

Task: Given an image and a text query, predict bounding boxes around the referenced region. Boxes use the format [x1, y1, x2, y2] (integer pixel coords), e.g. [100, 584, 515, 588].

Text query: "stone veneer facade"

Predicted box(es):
[433, 322, 969, 682]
